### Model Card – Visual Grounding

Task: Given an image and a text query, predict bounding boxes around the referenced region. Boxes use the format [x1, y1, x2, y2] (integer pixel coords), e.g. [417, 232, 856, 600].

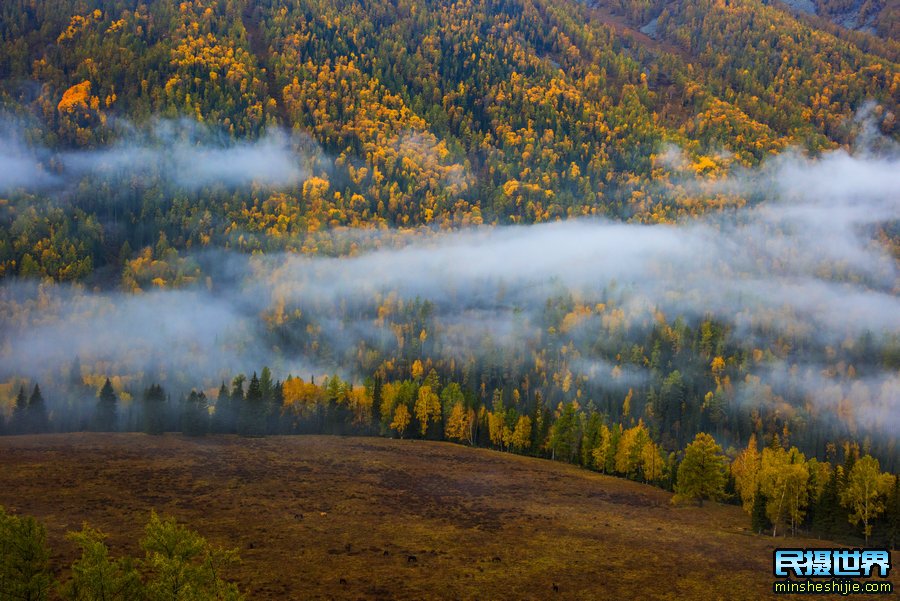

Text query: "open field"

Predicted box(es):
[0, 434, 895, 600]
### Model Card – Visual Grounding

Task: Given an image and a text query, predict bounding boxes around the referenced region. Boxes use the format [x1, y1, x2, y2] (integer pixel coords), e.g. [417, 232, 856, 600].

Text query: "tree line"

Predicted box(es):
[4, 368, 898, 548]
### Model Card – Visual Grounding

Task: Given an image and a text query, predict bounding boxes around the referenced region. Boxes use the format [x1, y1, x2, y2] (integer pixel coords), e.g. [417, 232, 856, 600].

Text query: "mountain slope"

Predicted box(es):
[0, 0, 896, 231]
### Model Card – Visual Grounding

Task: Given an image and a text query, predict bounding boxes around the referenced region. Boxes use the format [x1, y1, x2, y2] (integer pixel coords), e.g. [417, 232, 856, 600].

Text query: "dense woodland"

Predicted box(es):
[0, 0, 899, 551]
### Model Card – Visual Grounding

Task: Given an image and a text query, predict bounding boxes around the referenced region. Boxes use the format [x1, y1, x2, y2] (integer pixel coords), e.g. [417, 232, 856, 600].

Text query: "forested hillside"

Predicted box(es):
[0, 0, 898, 545]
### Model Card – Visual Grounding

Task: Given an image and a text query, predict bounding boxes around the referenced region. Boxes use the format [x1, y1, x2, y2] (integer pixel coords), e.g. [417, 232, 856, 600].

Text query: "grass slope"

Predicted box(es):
[0, 434, 895, 600]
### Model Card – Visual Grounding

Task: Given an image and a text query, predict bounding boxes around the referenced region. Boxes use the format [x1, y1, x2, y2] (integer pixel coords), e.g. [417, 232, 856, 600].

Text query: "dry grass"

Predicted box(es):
[0, 434, 895, 600]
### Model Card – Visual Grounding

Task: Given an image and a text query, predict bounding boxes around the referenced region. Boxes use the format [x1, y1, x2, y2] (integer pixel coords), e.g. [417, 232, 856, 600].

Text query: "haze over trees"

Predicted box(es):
[0, 0, 898, 550]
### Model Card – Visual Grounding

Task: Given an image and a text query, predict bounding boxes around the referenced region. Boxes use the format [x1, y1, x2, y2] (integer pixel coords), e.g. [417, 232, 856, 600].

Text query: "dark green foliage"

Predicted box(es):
[140, 512, 244, 601]
[324, 375, 352, 436]
[62, 525, 143, 601]
[887, 476, 900, 550]
[211, 382, 234, 434]
[266, 380, 284, 435]
[181, 391, 209, 437]
[751, 486, 770, 534]
[27, 385, 49, 434]
[674, 433, 726, 507]
[94, 378, 118, 432]
[239, 372, 265, 437]
[258, 368, 273, 404]
[3, 508, 245, 601]
[811, 467, 843, 538]
[0, 506, 52, 601]
[9, 387, 28, 435]
[549, 402, 580, 463]
[142, 384, 167, 435]
[213, 378, 242, 434]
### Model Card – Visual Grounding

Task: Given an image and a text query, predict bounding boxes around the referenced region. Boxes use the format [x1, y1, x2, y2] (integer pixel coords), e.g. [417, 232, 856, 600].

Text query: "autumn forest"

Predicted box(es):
[1, 0, 899, 586]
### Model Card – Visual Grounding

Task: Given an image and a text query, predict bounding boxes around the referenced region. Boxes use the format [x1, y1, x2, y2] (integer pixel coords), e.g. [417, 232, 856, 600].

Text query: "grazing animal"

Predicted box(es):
[552, 583, 560, 593]
[339, 578, 347, 585]
[492, 556, 502, 562]
[407, 555, 418, 563]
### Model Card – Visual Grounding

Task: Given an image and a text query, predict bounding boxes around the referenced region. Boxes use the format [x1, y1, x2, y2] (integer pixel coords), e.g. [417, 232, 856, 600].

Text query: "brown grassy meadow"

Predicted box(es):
[0, 434, 895, 600]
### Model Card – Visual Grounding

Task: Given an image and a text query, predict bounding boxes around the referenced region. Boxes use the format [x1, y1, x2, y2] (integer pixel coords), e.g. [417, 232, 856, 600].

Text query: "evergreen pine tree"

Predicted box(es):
[751, 485, 770, 534]
[181, 391, 209, 437]
[371, 375, 383, 433]
[142, 384, 167, 435]
[813, 467, 842, 538]
[211, 382, 233, 434]
[27, 384, 49, 433]
[11, 386, 28, 434]
[259, 367, 274, 403]
[240, 372, 264, 436]
[213, 376, 243, 434]
[266, 380, 283, 435]
[231, 375, 245, 403]
[887, 476, 900, 550]
[95, 378, 118, 431]
[842, 443, 859, 482]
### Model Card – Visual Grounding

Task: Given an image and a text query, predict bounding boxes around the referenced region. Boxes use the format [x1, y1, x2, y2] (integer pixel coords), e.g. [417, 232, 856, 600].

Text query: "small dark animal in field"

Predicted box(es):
[407, 555, 417, 563]
[293, 513, 303, 520]
[383, 550, 390, 556]
[552, 583, 559, 593]
[247, 542, 255, 549]
[339, 577, 347, 585]
[492, 556, 501, 562]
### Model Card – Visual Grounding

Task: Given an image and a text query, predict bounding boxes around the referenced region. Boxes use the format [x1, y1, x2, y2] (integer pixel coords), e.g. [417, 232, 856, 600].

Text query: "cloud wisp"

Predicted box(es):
[0, 125, 897, 439]
[0, 117, 319, 193]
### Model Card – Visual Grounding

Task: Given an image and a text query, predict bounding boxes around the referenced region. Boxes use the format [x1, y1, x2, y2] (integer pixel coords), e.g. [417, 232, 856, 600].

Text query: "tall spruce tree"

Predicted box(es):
[142, 384, 167, 435]
[95, 379, 118, 431]
[27, 384, 49, 433]
[751, 485, 770, 534]
[10, 387, 28, 434]
[812, 467, 843, 538]
[181, 390, 209, 437]
[240, 372, 265, 436]
[211, 382, 233, 434]
[266, 380, 284, 435]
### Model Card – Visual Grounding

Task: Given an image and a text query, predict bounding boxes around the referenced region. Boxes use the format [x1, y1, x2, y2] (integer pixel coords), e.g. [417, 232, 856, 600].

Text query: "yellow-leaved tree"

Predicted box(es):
[841, 455, 895, 544]
[510, 415, 533, 452]
[414, 385, 441, 437]
[390, 403, 411, 439]
[731, 433, 761, 513]
[444, 402, 471, 444]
